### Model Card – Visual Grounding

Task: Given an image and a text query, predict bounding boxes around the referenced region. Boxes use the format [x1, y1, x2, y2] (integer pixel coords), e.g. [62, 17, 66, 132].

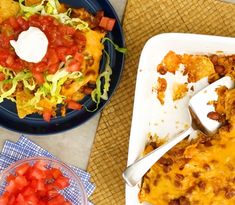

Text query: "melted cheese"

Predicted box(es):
[0, 0, 19, 23]
[139, 127, 235, 205]
[82, 29, 105, 82]
[62, 30, 105, 99]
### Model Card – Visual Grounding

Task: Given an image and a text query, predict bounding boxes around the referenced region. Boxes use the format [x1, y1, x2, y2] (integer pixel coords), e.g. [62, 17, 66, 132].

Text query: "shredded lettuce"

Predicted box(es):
[0, 66, 14, 79]
[19, 0, 89, 31]
[42, 0, 60, 15]
[87, 39, 126, 111]
[87, 50, 112, 111]
[53, 9, 89, 31]
[19, 0, 45, 16]
[102, 37, 127, 54]
[46, 68, 82, 97]
[0, 68, 34, 103]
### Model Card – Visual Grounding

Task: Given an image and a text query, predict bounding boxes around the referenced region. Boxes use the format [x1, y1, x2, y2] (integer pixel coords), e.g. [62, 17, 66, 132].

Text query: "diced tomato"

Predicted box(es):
[30, 179, 38, 190]
[99, 16, 116, 31]
[8, 16, 20, 30]
[0, 193, 9, 205]
[14, 175, 28, 190]
[46, 183, 58, 191]
[5, 55, 14, 66]
[74, 31, 86, 52]
[43, 110, 52, 122]
[34, 62, 48, 73]
[16, 193, 26, 205]
[74, 52, 84, 63]
[30, 168, 46, 180]
[47, 189, 59, 198]
[6, 180, 17, 193]
[16, 163, 30, 176]
[24, 193, 39, 205]
[17, 16, 29, 30]
[66, 60, 81, 72]
[6, 174, 15, 182]
[36, 179, 46, 191]
[59, 25, 76, 36]
[0, 52, 9, 63]
[47, 194, 66, 205]
[0, 34, 11, 49]
[64, 201, 72, 205]
[33, 72, 45, 85]
[44, 169, 53, 180]
[34, 161, 47, 171]
[1, 162, 72, 205]
[8, 195, 16, 205]
[48, 63, 59, 74]
[28, 15, 41, 28]
[1, 24, 14, 38]
[0, 197, 8, 205]
[57, 47, 69, 61]
[11, 59, 24, 71]
[22, 186, 35, 197]
[67, 100, 83, 110]
[47, 49, 59, 65]
[38, 190, 47, 198]
[62, 36, 74, 47]
[51, 168, 62, 179]
[38, 200, 47, 205]
[55, 176, 69, 189]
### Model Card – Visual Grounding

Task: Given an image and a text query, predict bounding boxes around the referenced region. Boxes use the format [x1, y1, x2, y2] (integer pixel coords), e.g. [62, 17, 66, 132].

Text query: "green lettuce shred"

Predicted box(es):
[87, 50, 112, 111]
[19, 0, 45, 16]
[102, 37, 127, 54]
[24, 68, 83, 109]
[0, 67, 35, 103]
[53, 9, 89, 31]
[87, 39, 126, 111]
[46, 69, 82, 102]
[19, 0, 89, 31]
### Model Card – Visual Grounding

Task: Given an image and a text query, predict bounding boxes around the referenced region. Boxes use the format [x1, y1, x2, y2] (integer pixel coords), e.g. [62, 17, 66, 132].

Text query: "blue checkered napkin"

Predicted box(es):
[0, 135, 95, 205]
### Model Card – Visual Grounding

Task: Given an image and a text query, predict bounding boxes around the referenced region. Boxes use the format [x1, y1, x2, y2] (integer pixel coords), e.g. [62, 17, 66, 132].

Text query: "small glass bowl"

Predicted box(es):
[0, 156, 88, 205]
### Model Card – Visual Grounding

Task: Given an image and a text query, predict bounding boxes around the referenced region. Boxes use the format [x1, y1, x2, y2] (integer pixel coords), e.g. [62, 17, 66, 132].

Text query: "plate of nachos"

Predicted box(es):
[0, 0, 125, 134]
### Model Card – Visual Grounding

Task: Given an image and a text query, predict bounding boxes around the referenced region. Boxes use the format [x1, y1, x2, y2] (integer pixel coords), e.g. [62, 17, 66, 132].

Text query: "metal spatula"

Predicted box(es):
[123, 76, 234, 187]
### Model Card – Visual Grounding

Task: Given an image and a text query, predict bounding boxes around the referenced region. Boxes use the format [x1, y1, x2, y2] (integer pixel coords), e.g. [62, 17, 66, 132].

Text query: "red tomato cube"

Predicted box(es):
[16, 163, 30, 176]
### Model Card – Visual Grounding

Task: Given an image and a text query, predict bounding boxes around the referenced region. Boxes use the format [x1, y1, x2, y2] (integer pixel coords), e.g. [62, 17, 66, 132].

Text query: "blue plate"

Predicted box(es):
[0, 0, 125, 134]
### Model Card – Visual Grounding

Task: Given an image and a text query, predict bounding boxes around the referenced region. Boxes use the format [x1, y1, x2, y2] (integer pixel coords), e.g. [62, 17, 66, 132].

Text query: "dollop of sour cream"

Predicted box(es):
[10, 26, 49, 63]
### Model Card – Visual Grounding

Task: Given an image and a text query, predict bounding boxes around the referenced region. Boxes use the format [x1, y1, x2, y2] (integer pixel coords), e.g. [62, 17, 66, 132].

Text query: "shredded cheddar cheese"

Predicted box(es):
[139, 127, 235, 205]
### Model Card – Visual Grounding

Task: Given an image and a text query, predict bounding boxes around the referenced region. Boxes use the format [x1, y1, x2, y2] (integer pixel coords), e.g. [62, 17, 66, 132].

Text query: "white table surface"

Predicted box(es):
[0, 0, 127, 170]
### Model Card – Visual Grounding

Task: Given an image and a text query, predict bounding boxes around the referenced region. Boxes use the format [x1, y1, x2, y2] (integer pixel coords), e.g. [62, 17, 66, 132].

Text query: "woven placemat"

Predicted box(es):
[87, 0, 235, 204]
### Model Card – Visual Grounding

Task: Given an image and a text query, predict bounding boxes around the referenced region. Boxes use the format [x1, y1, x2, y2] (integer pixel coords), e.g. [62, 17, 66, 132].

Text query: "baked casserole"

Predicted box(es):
[139, 52, 235, 205]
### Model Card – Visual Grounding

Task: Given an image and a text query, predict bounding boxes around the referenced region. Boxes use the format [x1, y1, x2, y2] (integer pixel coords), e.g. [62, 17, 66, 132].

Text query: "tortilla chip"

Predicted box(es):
[25, 0, 66, 12]
[182, 55, 215, 83]
[0, 0, 20, 23]
[161, 51, 181, 74]
[16, 91, 37, 118]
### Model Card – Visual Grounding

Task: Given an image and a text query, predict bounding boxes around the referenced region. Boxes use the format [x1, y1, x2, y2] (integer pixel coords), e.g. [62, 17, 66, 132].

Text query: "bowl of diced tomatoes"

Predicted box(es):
[0, 157, 88, 205]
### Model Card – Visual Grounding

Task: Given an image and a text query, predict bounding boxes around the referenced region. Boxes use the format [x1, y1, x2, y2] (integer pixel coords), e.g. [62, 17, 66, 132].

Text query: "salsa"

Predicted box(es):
[0, 14, 86, 84]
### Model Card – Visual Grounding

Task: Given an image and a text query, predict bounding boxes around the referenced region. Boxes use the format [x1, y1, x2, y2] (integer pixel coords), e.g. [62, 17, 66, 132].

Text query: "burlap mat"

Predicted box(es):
[87, 0, 235, 204]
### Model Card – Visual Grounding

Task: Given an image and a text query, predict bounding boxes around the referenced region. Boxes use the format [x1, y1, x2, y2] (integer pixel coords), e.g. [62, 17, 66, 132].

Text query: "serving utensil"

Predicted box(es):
[123, 76, 234, 187]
